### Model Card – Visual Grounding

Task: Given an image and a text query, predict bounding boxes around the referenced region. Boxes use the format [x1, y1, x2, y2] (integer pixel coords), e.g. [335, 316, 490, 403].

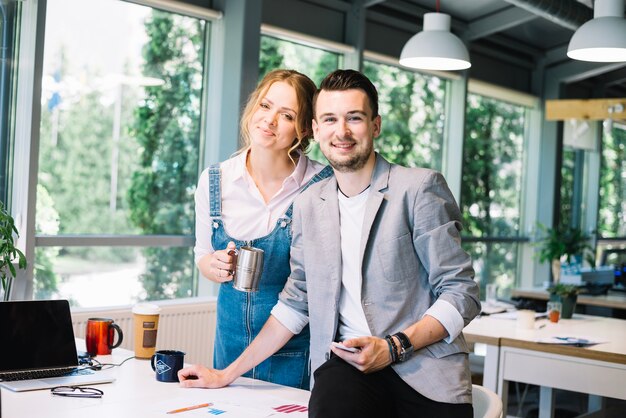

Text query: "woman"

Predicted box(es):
[194, 69, 332, 389]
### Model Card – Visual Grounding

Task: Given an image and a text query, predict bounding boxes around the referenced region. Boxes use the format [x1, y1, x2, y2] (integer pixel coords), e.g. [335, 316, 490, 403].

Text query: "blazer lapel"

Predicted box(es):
[318, 176, 343, 293]
[360, 154, 390, 258]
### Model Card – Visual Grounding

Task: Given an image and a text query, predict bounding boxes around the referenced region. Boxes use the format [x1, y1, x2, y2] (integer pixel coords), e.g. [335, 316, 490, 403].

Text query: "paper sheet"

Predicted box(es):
[143, 383, 309, 417]
[489, 310, 547, 320]
[535, 336, 606, 346]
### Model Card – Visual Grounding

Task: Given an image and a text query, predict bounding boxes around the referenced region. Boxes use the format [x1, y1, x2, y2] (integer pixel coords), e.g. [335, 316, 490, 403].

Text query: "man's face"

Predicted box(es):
[313, 89, 381, 173]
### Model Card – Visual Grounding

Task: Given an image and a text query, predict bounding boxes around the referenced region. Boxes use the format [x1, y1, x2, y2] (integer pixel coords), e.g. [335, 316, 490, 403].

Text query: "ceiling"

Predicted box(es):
[366, 0, 626, 98]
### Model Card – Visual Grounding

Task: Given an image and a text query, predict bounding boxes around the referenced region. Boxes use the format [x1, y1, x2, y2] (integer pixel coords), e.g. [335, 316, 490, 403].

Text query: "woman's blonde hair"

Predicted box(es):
[239, 69, 317, 161]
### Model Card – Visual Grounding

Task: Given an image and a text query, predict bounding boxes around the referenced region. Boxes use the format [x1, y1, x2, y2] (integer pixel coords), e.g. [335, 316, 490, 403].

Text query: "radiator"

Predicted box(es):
[71, 297, 217, 365]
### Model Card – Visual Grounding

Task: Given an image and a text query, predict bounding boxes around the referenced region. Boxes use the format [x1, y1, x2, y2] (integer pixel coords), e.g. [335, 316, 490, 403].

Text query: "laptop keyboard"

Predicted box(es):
[0, 367, 92, 381]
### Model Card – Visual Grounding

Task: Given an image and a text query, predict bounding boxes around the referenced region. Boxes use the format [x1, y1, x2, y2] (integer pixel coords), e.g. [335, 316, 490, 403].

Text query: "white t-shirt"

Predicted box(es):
[336, 187, 371, 340]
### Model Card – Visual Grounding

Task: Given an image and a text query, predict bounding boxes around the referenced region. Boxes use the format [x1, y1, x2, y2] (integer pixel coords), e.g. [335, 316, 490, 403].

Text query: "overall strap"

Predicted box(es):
[284, 165, 334, 219]
[208, 164, 222, 218]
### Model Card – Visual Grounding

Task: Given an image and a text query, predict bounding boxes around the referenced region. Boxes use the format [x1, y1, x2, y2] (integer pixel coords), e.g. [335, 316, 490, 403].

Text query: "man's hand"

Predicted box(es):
[329, 336, 392, 373]
[178, 364, 235, 388]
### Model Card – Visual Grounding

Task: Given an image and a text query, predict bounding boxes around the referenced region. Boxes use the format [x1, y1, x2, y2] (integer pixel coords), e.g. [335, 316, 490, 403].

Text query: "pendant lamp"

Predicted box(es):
[567, 0, 626, 62]
[399, 4, 470, 71]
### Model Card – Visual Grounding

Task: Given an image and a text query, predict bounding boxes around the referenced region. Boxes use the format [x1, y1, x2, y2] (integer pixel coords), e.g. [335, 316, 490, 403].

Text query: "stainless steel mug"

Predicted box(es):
[231, 246, 264, 292]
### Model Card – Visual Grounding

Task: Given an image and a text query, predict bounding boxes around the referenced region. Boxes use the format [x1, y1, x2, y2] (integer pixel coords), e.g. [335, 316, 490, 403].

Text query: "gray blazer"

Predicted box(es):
[279, 153, 481, 404]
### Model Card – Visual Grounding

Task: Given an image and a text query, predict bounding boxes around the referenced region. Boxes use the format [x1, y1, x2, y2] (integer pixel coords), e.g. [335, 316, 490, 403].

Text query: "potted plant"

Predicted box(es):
[547, 282, 579, 319]
[534, 223, 593, 282]
[0, 202, 27, 301]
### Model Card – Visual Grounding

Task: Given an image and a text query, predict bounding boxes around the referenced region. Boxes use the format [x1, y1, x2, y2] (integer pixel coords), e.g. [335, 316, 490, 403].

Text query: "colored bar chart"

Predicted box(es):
[273, 404, 308, 413]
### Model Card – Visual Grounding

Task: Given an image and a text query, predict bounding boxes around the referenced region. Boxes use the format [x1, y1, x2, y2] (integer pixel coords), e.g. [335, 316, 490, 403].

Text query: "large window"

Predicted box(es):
[35, 0, 208, 307]
[461, 93, 528, 297]
[598, 123, 626, 238]
[363, 60, 447, 171]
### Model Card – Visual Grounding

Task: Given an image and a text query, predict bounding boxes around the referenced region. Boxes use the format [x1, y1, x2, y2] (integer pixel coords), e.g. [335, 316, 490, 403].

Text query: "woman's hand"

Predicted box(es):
[178, 364, 235, 388]
[198, 241, 237, 283]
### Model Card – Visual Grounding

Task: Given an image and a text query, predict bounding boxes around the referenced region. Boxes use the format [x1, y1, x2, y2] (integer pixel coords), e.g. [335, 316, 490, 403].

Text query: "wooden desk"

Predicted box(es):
[512, 287, 626, 311]
[1, 347, 310, 418]
[464, 314, 626, 418]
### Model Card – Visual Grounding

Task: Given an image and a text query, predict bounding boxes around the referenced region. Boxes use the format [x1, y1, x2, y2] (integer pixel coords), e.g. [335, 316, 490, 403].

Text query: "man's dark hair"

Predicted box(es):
[314, 69, 379, 119]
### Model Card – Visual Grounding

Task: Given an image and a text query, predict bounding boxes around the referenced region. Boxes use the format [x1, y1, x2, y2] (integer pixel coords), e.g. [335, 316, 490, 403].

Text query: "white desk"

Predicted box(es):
[464, 314, 626, 418]
[512, 287, 626, 311]
[1, 347, 310, 418]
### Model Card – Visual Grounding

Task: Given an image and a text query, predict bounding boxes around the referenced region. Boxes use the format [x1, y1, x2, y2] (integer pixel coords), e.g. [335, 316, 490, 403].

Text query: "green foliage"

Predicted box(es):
[460, 94, 526, 289]
[259, 35, 340, 87]
[363, 61, 444, 170]
[259, 36, 284, 81]
[127, 11, 202, 300]
[461, 94, 525, 238]
[33, 185, 60, 299]
[38, 49, 141, 265]
[534, 223, 593, 264]
[547, 282, 580, 297]
[559, 149, 576, 231]
[598, 125, 626, 237]
[309, 52, 340, 86]
[0, 202, 27, 297]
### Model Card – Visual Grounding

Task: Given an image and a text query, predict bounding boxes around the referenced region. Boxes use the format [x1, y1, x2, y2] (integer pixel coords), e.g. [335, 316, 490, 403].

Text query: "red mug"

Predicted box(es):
[85, 317, 123, 356]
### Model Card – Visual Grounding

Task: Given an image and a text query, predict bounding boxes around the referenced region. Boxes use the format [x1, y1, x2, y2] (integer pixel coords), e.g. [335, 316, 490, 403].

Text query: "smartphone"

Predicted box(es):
[331, 341, 360, 353]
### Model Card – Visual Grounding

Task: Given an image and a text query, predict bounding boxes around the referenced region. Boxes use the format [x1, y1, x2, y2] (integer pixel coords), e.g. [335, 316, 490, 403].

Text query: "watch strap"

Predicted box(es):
[392, 332, 414, 362]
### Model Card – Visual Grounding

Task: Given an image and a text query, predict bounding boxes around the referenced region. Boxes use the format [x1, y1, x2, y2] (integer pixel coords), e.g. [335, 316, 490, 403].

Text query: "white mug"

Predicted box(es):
[516, 310, 535, 329]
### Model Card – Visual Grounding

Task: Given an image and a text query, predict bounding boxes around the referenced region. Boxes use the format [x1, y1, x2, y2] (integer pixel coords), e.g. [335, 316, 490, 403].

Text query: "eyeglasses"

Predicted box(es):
[51, 386, 104, 398]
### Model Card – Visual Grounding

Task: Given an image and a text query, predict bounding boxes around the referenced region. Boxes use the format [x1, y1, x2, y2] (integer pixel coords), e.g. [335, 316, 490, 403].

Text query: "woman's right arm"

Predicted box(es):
[194, 169, 236, 283]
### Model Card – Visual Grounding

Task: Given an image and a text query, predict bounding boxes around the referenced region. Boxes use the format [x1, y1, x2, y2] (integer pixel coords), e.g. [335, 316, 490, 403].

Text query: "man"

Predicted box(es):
[179, 70, 481, 418]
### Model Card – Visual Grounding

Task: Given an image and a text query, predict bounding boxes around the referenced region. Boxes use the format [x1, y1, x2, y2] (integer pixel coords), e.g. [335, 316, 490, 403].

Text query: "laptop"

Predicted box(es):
[0, 300, 115, 392]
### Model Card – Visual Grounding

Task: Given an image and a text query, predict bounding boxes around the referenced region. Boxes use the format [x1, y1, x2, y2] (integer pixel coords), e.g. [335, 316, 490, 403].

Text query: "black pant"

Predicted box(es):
[309, 356, 473, 418]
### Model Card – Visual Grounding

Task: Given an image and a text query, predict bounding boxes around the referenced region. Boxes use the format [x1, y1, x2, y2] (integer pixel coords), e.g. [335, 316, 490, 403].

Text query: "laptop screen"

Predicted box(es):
[0, 300, 78, 372]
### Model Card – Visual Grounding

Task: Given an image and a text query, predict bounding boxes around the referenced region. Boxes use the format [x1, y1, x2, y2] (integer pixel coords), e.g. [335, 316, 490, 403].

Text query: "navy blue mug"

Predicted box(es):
[150, 350, 185, 382]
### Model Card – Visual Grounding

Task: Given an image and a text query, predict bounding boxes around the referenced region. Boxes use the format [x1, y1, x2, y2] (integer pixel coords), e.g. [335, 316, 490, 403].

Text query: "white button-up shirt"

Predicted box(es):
[194, 151, 326, 263]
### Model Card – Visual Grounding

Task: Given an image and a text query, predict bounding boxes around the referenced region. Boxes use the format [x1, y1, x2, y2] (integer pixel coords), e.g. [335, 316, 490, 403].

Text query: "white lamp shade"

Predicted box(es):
[567, 0, 626, 62]
[400, 13, 471, 71]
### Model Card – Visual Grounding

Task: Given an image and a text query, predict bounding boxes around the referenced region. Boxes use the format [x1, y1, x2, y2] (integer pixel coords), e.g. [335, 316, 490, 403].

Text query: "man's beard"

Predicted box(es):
[324, 142, 373, 173]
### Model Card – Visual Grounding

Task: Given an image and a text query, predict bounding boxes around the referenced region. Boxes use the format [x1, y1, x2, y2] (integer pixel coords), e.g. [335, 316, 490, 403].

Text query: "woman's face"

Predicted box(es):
[248, 81, 300, 153]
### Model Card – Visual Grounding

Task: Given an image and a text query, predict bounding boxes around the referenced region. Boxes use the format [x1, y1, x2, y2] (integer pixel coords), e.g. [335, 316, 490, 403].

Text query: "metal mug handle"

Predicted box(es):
[109, 322, 124, 349]
[227, 248, 238, 276]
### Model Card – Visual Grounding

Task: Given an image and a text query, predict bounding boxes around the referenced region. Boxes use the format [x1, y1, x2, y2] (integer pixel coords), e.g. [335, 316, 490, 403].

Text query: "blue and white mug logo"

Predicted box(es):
[154, 359, 171, 375]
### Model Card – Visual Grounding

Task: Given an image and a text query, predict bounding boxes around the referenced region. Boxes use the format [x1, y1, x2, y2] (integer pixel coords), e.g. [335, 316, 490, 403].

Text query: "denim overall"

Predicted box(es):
[209, 163, 333, 389]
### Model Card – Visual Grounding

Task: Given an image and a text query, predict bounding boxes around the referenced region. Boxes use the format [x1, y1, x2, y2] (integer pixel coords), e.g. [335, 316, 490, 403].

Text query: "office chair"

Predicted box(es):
[472, 384, 503, 418]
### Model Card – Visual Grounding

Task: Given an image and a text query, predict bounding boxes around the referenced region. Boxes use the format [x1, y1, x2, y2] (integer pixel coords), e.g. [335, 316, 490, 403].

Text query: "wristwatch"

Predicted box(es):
[393, 332, 414, 362]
